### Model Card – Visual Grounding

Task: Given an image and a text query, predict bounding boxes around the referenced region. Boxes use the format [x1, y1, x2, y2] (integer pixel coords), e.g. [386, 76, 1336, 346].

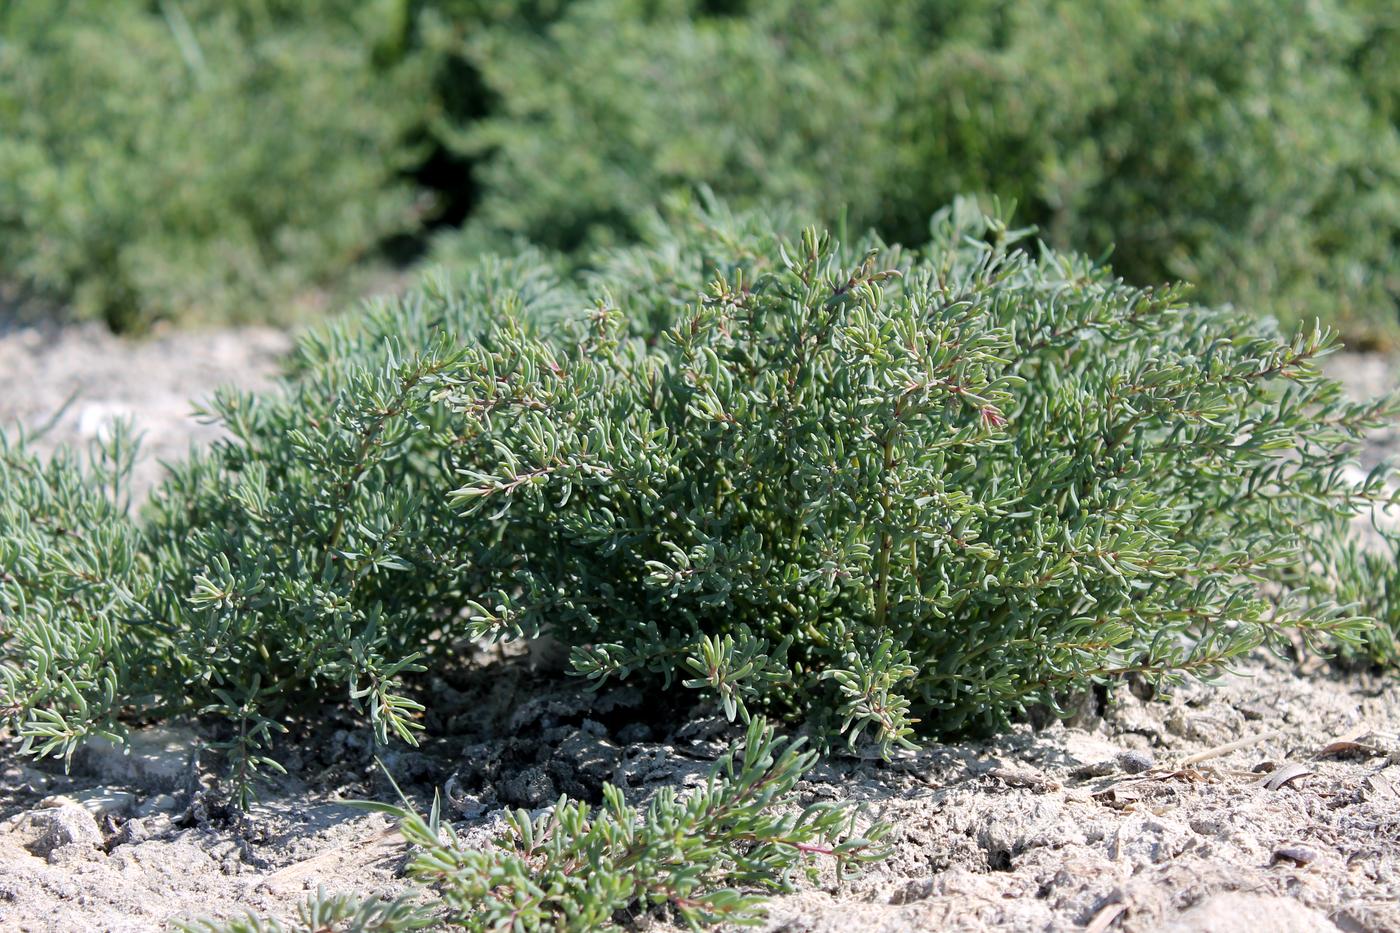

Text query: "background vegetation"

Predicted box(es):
[0, 1, 429, 330]
[1, 0, 1396, 338]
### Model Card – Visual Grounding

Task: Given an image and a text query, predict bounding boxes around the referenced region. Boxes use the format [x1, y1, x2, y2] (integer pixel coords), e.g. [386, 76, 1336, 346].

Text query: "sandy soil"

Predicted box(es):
[1, 654, 1396, 933]
[0, 323, 1396, 933]
[0, 315, 290, 500]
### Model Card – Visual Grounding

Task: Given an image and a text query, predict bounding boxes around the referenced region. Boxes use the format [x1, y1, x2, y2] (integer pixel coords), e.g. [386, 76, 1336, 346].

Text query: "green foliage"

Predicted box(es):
[2, 202, 1395, 796]
[2, 252, 581, 801]
[391, 718, 884, 930]
[1319, 533, 1400, 668]
[0, 424, 150, 764]
[455, 0, 916, 252]
[437, 199, 1398, 744]
[0, 0, 429, 330]
[180, 890, 434, 933]
[453, 0, 1400, 340]
[184, 720, 888, 932]
[1349, 0, 1400, 127]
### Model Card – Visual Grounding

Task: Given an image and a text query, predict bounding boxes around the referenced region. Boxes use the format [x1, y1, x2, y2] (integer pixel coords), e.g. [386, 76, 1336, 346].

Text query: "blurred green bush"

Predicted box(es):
[454, 0, 1400, 342]
[1, 0, 1396, 338]
[0, 0, 430, 331]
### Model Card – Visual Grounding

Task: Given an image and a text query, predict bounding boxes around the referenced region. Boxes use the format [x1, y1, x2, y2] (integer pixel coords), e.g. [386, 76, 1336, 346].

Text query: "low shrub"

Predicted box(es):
[0, 424, 151, 761]
[2, 202, 1394, 798]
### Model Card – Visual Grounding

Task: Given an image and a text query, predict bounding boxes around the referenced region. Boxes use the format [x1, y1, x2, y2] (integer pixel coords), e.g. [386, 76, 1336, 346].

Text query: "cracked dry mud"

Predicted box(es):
[1, 322, 1397, 933]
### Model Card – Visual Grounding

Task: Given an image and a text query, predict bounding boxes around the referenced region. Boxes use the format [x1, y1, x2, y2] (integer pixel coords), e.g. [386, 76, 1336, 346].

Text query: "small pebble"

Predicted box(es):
[111, 818, 149, 848]
[1271, 845, 1319, 867]
[70, 787, 137, 819]
[1117, 750, 1155, 774]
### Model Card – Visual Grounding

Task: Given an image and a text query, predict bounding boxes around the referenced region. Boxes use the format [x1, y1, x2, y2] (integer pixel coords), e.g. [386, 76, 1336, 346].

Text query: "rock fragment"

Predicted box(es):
[1116, 750, 1154, 774]
[75, 726, 197, 793]
[25, 804, 103, 860]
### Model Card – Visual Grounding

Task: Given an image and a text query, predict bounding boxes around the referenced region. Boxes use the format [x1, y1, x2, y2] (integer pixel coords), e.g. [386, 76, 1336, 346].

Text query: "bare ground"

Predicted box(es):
[0, 315, 290, 499]
[1, 322, 1396, 933]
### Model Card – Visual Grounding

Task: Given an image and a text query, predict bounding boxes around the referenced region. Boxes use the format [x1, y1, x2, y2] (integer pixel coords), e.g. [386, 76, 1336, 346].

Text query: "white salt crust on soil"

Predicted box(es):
[1, 323, 1397, 933]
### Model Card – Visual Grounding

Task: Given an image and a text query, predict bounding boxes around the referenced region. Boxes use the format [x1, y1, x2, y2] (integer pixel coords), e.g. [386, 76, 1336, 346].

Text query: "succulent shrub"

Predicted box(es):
[1, 251, 581, 792]
[455, 0, 913, 252]
[436, 199, 1396, 745]
[451, 0, 1400, 340]
[988, 0, 1400, 345]
[1349, 0, 1400, 128]
[2, 201, 1394, 796]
